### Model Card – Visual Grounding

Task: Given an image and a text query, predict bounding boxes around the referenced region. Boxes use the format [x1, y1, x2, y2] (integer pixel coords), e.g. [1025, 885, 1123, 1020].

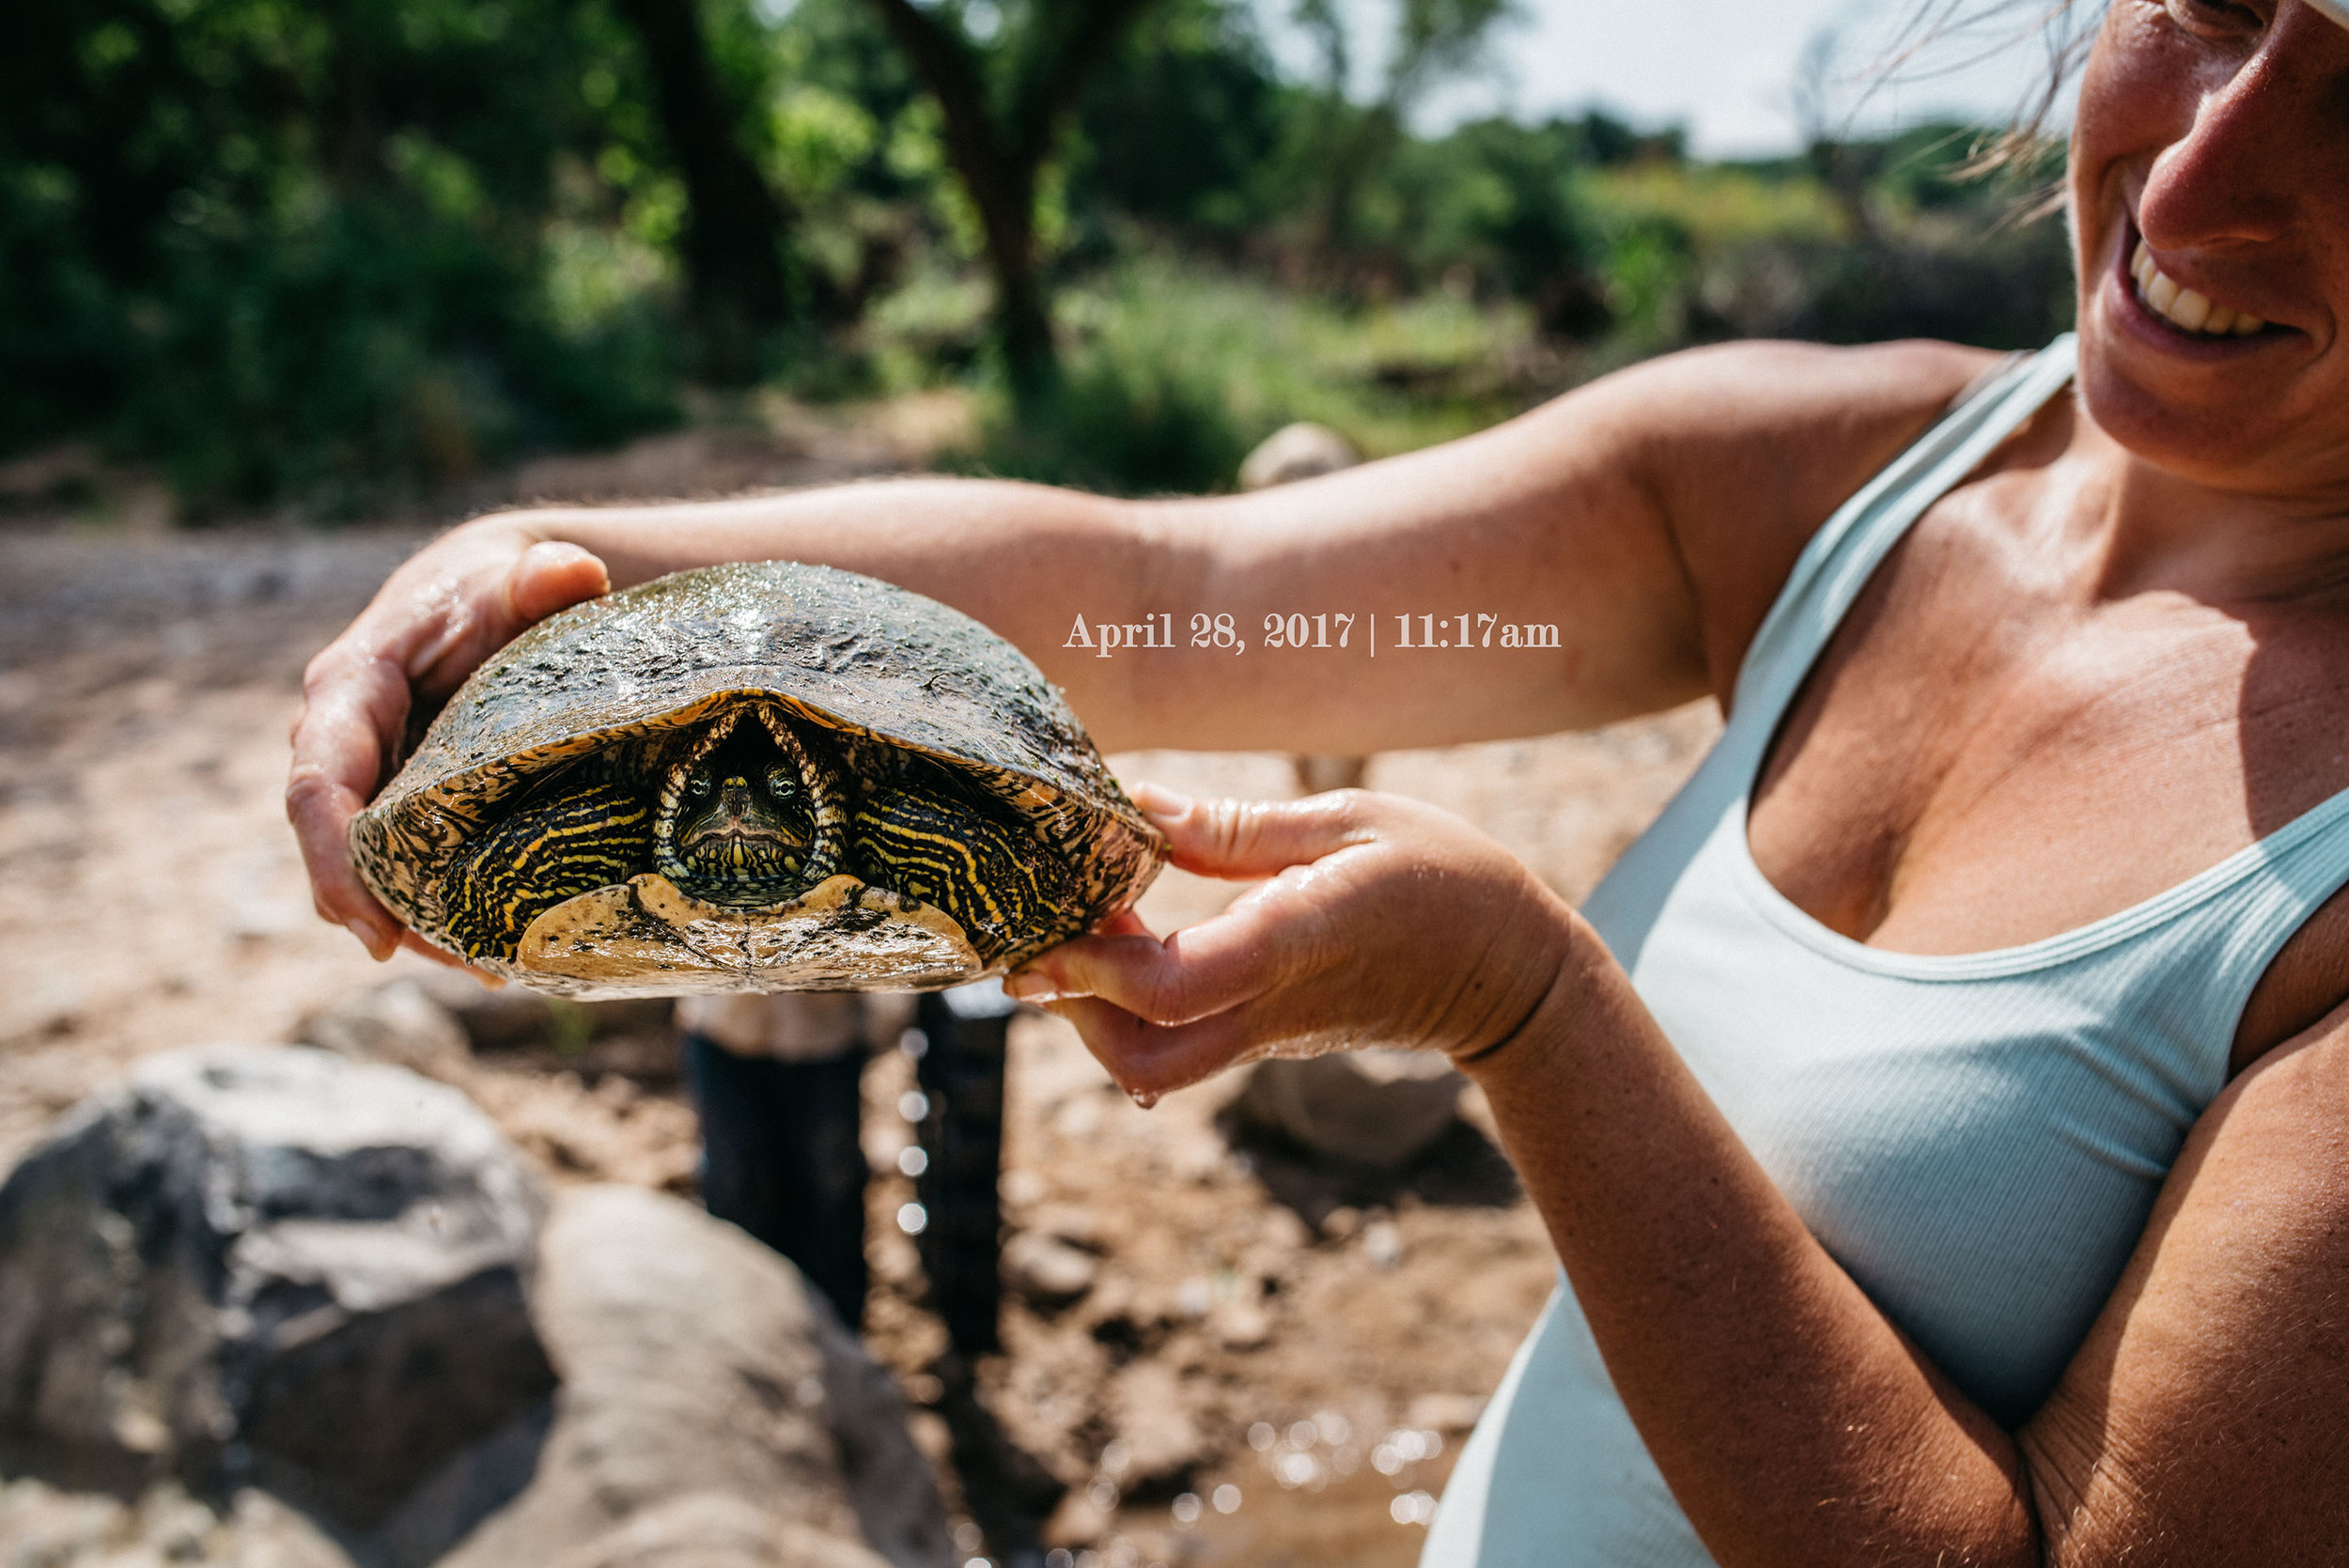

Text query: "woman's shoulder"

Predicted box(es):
[1611, 337, 2013, 703]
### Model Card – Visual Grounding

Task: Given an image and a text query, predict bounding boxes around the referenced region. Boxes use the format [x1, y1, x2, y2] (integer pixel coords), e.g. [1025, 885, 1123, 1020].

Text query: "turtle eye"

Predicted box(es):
[764, 767, 798, 800]
[685, 773, 714, 800]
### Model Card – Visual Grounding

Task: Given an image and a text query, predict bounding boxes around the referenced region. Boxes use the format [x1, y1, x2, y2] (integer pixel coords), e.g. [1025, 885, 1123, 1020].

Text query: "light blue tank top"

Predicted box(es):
[1423, 337, 2349, 1567]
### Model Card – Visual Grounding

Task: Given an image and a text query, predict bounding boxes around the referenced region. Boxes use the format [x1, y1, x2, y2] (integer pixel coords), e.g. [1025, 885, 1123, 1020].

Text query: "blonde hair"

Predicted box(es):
[1871, 1, 2102, 208]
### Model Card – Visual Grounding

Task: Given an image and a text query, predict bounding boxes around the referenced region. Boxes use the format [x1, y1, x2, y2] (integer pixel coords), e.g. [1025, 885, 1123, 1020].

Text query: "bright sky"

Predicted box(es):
[1259, 0, 2083, 160]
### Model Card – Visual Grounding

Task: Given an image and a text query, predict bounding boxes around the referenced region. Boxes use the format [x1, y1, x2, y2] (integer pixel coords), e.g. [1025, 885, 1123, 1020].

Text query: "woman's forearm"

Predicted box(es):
[471, 380, 1725, 756]
[1466, 916, 2044, 1567]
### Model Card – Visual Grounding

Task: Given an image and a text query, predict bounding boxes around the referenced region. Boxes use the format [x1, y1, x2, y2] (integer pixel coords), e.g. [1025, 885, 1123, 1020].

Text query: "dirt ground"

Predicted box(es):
[0, 445, 1718, 1566]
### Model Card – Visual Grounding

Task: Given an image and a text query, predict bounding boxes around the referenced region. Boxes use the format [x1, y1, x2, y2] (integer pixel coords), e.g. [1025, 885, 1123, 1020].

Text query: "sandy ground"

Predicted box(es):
[0, 478, 1717, 1565]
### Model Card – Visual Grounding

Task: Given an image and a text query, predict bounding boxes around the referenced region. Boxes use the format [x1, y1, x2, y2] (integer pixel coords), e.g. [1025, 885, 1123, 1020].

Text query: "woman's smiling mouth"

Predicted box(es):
[2128, 238, 2269, 337]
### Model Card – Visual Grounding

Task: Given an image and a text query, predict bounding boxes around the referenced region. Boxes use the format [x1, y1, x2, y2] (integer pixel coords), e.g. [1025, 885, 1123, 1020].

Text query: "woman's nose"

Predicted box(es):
[2138, 5, 2349, 253]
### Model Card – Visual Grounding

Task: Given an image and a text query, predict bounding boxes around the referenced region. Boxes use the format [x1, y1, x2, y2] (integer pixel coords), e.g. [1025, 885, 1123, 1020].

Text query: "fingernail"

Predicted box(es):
[345, 918, 387, 958]
[1131, 782, 1192, 822]
[1004, 970, 1054, 1002]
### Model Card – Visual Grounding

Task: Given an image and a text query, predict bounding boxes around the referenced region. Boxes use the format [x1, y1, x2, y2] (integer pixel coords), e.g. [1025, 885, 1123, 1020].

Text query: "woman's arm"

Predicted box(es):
[288, 337, 1983, 955]
[1020, 789, 2349, 1567]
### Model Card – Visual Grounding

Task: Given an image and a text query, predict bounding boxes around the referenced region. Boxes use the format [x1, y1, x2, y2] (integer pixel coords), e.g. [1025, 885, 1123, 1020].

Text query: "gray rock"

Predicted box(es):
[0, 1476, 364, 1568]
[1002, 1231, 1098, 1309]
[407, 970, 675, 1055]
[443, 1187, 951, 1568]
[408, 970, 567, 1050]
[1235, 1051, 1465, 1171]
[297, 980, 471, 1080]
[546, 1495, 890, 1568]
[1237, 422, 1362, 491]
[1102, 1363, 1207, 1491]
[0, 1046, 552, 1531]
[1206, 1299, 1271, 1351]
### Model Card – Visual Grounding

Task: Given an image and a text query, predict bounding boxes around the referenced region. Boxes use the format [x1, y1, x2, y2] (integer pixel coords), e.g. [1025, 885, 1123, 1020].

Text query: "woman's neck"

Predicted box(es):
[2061, 409, 2349, 607]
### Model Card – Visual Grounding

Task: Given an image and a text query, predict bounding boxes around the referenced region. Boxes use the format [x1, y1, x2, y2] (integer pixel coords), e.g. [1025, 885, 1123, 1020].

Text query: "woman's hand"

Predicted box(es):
[1006, 784, 1576, 1101]
[285, 518, 612, 961]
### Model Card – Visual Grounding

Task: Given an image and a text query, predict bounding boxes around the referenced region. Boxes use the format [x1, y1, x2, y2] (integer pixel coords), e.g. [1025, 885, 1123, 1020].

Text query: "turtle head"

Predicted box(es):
[678, 735, 808, 850]
[653, 704, 846, 908]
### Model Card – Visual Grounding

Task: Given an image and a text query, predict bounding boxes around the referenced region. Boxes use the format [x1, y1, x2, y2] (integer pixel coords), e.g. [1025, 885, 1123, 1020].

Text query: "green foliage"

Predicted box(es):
[1, 0, 2079, 518]
[947, 258, 1525, 495]
[1065, 0, 1286, 242]
[1574, 126, 2075, 357]
[1, 0, 683, 515]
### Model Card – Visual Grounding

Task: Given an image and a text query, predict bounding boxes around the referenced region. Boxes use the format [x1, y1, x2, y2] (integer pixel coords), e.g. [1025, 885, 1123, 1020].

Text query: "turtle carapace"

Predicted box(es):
[350, 563, 1164, 998]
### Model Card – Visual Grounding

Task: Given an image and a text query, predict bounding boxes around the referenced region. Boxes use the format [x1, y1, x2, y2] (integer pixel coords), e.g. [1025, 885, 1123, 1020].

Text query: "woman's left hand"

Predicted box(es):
[1006, 784, 1576, 1100]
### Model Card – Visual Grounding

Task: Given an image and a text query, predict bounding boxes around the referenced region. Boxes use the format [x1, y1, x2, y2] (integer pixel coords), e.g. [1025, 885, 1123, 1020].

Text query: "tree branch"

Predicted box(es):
[1004, 0, 1159, 171]
[863, 0, 1031, 265]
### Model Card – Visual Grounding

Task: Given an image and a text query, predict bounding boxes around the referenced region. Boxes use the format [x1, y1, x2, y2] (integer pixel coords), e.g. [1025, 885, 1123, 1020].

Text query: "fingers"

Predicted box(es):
[1089, 906, 1155, 939]
[1012, 857, 1358, 1027]
[288, 637, 424, 955]
[1017, 887, 1273, 1021]
[288, 531, 604, 962]
[402, 536, 607, 699]
[288, 764, 399, 957]
[1040, 994, 1267, 1100]
[506, 541, 609, 625]
[1133, 784, 1376, 881]
[1016, 787, 1405, 1025]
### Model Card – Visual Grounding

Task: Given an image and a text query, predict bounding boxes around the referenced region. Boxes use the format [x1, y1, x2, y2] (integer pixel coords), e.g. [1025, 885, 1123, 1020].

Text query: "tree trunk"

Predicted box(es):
[864, 0, 1160, 409]
[608, 0, 791, 383]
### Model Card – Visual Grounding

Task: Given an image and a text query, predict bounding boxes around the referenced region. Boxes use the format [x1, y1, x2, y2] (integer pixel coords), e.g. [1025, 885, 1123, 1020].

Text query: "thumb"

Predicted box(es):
[505, 541, 610, 627]
[1132, 784, 1375, 881]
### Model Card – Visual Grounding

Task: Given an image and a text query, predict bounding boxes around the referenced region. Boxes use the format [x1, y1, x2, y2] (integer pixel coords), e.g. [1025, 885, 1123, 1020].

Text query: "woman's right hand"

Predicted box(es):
[286, 518, 613, 961]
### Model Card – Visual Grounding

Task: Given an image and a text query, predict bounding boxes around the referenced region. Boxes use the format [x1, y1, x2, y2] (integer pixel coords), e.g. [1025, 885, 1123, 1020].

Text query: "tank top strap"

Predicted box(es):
[2133, 781, 2349, 1059]
[1730, 336, 2079, 731]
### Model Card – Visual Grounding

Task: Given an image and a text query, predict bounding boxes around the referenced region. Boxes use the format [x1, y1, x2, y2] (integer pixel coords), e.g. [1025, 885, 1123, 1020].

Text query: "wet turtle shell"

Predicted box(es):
[350, 562, 1165, 998]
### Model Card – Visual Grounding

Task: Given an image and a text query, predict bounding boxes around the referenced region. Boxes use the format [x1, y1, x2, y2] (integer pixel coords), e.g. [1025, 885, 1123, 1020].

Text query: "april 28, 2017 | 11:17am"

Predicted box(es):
[1061, 611, 1562, 657]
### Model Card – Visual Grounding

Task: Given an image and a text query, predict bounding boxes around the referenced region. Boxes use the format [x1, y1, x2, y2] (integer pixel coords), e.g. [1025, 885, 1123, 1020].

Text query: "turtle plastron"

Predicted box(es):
[513, 871, 986, 996]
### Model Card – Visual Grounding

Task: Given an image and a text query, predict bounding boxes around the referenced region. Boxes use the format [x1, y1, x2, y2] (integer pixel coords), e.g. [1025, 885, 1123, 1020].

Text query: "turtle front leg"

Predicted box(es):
[445, 776, 653, 961]
[851, 778, 1078, 965]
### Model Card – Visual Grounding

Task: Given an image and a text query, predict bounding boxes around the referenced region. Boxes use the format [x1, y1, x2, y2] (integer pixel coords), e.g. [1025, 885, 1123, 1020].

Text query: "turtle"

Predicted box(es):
[349, 562, 1166, 999]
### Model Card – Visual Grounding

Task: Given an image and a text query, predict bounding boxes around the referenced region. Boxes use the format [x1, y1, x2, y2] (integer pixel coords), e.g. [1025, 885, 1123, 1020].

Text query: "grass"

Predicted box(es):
[888, 256, 1541, 496]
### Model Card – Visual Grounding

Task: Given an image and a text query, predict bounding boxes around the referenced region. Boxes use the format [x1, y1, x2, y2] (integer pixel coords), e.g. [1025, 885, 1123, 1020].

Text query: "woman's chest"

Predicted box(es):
[1745, 502, 2349, 975]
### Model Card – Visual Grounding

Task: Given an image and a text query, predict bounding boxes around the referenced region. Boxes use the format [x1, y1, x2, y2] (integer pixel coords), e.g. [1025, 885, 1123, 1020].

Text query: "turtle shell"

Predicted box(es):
[350, 562, 1165, 998]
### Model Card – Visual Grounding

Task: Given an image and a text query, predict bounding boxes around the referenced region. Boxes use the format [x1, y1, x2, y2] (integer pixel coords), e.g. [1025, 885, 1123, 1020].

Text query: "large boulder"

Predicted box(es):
[0, 1050, 952, 1568]
[445, 1186, 953, 1568]
[0, 1046, 552, 1529]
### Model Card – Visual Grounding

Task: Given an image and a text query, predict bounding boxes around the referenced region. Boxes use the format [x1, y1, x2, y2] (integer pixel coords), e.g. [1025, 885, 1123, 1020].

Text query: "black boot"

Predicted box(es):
[911, 984, 1013, 1358]
[686, 1032, 870, 1329]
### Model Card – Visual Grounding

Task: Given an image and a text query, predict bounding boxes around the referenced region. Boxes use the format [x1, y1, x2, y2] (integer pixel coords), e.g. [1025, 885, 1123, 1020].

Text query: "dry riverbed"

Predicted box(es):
[0, 508, 1715, 1567]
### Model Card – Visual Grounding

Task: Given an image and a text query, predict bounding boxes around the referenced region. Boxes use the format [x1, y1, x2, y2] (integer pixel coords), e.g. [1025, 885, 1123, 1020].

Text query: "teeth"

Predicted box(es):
[2131, 240, 2265, 337]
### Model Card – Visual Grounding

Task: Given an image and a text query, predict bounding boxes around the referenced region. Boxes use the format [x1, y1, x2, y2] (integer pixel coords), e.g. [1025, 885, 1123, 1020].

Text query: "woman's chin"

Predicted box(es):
[2077, 289, 2334, 489]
